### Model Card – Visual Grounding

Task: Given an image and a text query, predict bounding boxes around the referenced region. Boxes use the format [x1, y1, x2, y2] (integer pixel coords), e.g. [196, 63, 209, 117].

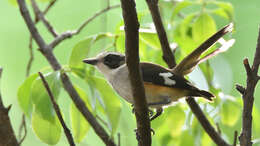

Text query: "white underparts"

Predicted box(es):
[159, 72, 176, 86]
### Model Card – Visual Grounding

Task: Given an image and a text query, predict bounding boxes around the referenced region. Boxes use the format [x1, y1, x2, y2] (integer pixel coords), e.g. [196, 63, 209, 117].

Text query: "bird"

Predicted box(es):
[82, 23, 233, 121]
[83, 52, 214, 120]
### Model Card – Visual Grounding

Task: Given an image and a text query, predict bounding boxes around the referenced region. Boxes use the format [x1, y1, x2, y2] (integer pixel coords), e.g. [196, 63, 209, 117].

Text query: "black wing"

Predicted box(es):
[140, 62, 195, 90]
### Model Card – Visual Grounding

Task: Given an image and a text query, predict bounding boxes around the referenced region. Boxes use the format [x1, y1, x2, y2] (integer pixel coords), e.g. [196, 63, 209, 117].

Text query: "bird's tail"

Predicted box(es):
[190, 89, 215, 102]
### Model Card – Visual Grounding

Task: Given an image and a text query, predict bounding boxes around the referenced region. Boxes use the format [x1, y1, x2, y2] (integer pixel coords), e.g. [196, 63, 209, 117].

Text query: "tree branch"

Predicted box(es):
[0, 68, 19, 146]
[17, 0, 116, 145]
[186, 98, 230, 146]
[144, 1, 232, 144]
[238, 26, 260, 146]
[145, 0, 176, 68]
[31, 0, 58, 37]
[120, 0, 151, 145]
[48, 4, 120, 51]
[38, 72, 75, 146]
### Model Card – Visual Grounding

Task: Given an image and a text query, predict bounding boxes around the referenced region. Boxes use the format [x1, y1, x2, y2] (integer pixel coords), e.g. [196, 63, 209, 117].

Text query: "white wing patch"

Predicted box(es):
[159, 72, 176, 86]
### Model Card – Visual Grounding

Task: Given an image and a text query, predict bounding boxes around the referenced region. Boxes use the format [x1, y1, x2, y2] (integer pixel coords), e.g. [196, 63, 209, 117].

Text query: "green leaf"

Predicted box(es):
[166, 106, 186, 137]
[201, 132, 213, 146]
[220, 98, 240, 126]
[17, 73, 38, 117]
[31, 72, 61, 121]
[253, 107, 260, 137]
[173, 13, 197, 57]
[192, 13, 217, 46]
[69, 38, 93, 70]
[70, 86, 91, 143]
[179, 130, 195, 146]
[32, 111, 61, 145]
[69, 33, 114, 70]
[212, 8, 229, 20]
[90, 76, 122, 135]
[140, 31, 161, 50]
[214, 1, 234, 21]
[8, 0, 17, 5]
[171, 1, 193, 20]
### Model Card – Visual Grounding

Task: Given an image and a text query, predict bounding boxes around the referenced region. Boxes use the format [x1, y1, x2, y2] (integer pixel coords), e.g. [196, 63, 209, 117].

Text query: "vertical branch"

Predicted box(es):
[145, 0, 232, 145]
[145, 0, 176, 68]
[238, 26, 260, 146]
[120, 0, 152, 145]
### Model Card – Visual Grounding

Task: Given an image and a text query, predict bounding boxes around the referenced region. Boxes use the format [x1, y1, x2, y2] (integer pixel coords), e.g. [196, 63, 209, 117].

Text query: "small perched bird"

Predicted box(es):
[83, 23, 233, 120]
[83, 52, 214, 120]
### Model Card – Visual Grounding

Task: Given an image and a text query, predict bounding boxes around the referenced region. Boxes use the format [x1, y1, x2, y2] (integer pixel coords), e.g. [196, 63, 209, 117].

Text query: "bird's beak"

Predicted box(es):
[83, 58, 98, 65]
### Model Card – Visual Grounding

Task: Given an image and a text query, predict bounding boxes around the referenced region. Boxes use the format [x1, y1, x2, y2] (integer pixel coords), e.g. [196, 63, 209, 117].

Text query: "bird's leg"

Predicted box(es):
[150, 107, 163, 121]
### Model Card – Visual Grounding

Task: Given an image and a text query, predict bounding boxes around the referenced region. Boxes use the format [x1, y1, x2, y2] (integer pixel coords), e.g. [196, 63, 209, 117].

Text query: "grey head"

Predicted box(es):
[83, 52, 126, 76]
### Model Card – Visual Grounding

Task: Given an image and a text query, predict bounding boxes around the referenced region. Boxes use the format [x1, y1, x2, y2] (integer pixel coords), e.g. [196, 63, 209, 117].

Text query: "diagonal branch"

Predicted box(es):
[120, 0, 152, 145]
[145, 0, 176, 68]
[31, 0, 58, 37]
[238, 26, 260, 146]
[145, 0, 231, 145]
[38, 72, 75, 146]
[17, 0, 116, 145]
[186, 98, 230, 146]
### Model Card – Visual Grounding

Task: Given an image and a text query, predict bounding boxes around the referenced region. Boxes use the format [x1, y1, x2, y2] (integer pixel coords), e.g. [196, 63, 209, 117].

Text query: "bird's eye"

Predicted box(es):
[104, 54, 125, 69]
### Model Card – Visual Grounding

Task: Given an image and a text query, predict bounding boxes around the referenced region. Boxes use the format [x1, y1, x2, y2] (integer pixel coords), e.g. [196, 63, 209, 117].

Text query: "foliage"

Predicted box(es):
[14, 0, 260, 145]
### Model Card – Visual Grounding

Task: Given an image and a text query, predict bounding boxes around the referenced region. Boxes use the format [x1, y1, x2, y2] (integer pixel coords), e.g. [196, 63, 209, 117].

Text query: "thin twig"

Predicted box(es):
[18, 115, 27, 145]
[48, 4, 120, 51]
[235, 84, 245, 95]
[43, 0, 57, 18]
[27, 0, 57, 75]
[239, 26, 260, 146]
[38, 72, 75, 146]
[120, 0, 152, 145]
[233, 131, 238, 146]
[26, 36, 34, 77]
[75, 4, 120, 35]
[17, 0, 116, 145]
[31, 0, 58, 37]
[216, 122, 222, 134]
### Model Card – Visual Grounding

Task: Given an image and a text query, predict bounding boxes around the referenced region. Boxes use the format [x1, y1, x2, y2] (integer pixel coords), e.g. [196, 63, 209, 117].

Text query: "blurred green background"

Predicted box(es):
[1, 0, 260, 145]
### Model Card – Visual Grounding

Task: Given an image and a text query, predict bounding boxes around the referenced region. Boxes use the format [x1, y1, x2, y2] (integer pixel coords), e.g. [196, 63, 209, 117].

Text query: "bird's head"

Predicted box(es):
[83, 51, 125, 77]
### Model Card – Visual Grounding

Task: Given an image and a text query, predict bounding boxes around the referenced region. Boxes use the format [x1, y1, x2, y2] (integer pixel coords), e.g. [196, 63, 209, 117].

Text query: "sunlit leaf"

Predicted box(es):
[171, 1, 193, 20]
[166, 106, 186, 137]
[89, 76, 122, 135]
[212, 8, 229, 20]
[173, 13, 197, 57]
[31, 72, 61, 121]
[69, 33, 114, 71]
[8, 0, 17, 5]
[32, 111, 61, 145]
[201, 132, 213, 146]
[179, 130, 194, 146]
[253, 107, 260, 137]
[140, 31, 161, 50]
[70, 86, 91, 143]
[214, 1, 234, 21]
[192, 13, 217, 46]
[17, 73, 38, 117]
[220, 98, 241, 126]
